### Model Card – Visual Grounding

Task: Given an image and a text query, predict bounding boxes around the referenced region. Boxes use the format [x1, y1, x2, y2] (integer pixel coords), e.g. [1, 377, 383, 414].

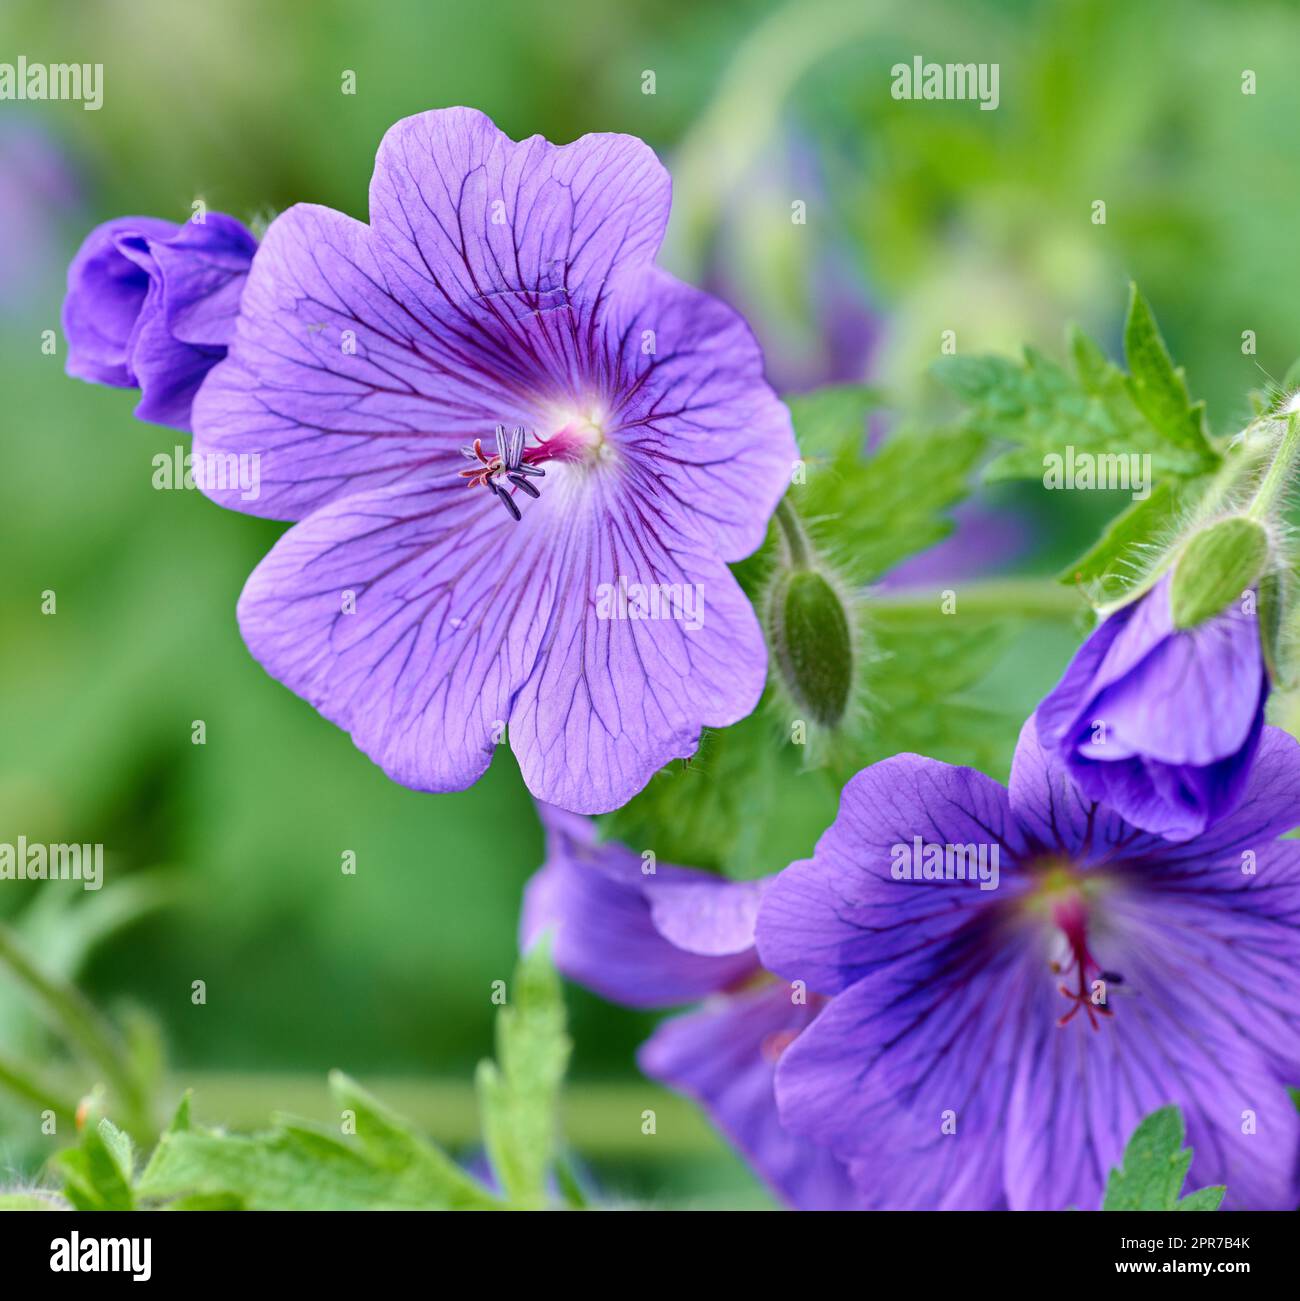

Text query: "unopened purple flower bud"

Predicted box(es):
[63, 212, 257, 431]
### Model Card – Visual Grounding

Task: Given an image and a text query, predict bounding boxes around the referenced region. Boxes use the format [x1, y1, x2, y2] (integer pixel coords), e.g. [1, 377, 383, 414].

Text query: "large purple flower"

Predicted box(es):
[1037, 574, 1268, 840]
[189, 108, 794, 814]
[521, 803, 860, 1210]
[756, 715, 1300, 1210]
[63, 212, 257, 431]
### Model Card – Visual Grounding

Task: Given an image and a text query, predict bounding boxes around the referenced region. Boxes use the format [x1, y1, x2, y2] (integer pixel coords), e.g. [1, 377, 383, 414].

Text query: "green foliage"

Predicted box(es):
[1102, 1107, 1224, 1211]
[601, 708, 841, 879]
[784, 385, 987, 585]
[51, 1110, 135, 1211]
[1056, 480, 1186, 591]
[475, 938, 571, 1210]
[766, 567, 854, 727]
[25, 949, 576, 1212]
[1170, 517, 1270, 628]
[604, 384, 1086, 876]
[1122, 285, 1216, 460]
[934, 285, 1222, 597]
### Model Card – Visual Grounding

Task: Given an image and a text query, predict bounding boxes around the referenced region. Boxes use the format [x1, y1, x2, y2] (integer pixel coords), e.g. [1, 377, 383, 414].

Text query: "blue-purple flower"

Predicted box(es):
[1037, 574, 1268, 840]
[755, 715, 1300, 1210]
[63, 212, 257, 431]
[187, 108, 795, 815]
[521, 803, 861, 1210]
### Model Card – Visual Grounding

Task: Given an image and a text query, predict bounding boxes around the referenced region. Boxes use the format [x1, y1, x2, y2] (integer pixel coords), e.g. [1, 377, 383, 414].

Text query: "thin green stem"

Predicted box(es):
[0, 1052, 79, 1125]
[870, 577, 1086, 623]
[774, 496, 811, 569]
[0, 922, 148, 1131]
[1248, 413, 1300, 520]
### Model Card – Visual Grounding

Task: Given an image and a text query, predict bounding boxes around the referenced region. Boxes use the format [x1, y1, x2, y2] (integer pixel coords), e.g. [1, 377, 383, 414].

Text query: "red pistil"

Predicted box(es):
[1049, 894, 1113, 1031]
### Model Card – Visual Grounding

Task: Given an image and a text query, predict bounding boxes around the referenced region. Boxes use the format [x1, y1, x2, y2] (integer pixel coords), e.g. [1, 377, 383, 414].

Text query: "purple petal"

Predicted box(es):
[520, 803, 758, 1008]
[1008, 866, 1300, 1210]
[601, 265, 797, 559]
[236, 479, 553, 795]
[370, 107, 669, 342]
[1146, 725, 1300, 861]
[1037, 577, 1270, 840]
[151, 212, 257, 347]
[62, 216, 178, 385]
[638, 984, 862, 1210]
[506, 498, 770, 814]
[756, 753, 1024, 995]
[63, 212, 256, 431]
[1009, 713, 1165, 861]
[193, 203, 511, 520]
[772, 940, 1037, 1209]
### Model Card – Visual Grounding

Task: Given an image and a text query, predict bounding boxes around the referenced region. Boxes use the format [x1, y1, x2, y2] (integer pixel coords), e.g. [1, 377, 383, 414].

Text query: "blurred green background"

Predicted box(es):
[3, 0, 1299, 1205]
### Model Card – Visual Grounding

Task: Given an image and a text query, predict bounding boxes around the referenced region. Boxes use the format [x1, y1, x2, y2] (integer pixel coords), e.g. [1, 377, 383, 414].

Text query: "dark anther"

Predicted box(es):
[488, 478, 521, 521]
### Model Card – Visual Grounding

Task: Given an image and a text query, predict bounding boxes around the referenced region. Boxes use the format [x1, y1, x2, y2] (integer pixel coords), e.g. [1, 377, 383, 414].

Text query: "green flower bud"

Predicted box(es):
[766, 567, 854, 728]
[1170, 516, 1271, 629]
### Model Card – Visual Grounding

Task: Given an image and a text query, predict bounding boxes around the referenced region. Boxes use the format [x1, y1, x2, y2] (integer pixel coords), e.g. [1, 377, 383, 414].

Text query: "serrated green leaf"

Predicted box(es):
[1123, 284, 1216, 465]
[785, 385, 985, 583]
[935, 296, 1220, 488]
[137, 1081, 498, 1210]
[1176, 1186, 1226, 1211]
[1102, 1106, 1222, 1211]
[1056, 479, 1185, 591]
[329, 1072, 494, 1210]
[51, 1115, 135, 1211]
[138, 1116, 496, 1210]
[477, 940, 571, 1209]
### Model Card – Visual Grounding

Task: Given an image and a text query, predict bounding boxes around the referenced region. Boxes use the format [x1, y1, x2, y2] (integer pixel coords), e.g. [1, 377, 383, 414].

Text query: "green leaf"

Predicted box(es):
[785, 385, 986, 583]
[329, 1072, 494, 1210]
[1102, 1106, 1223, 1211]
[1170, 516, 1270, 628]
[1055, 479, 1185, 592]
[0, 1191, 65, 1210]
[137, 1081, 498, 1210]
[934, 305, 1219, 487]
[1122, 284, 1216, 464]
[599, 707, 844, 879]
[51, 1113, 135, 1211]
[137, 1116, 497, 1210]
[476, 940, 571, 1210]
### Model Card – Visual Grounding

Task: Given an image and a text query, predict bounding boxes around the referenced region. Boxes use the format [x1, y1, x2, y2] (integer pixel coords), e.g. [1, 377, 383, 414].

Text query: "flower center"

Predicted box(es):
[1024, 862, 1119, 1031]
[457, 412, 610, 520]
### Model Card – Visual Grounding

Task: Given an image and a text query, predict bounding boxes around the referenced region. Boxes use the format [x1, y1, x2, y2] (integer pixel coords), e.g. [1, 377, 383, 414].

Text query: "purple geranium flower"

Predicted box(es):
[188, 108, 794, 814]
[756, 715, 1300, 1210]
[63, 212, 257, 431]
[521, 803, 861, 1210]
[1037, 574, 1268, 840]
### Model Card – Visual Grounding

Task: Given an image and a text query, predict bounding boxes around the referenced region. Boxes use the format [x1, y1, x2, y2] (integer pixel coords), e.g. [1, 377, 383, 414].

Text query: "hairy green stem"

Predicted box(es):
[774, 496, 812, 569]
[1248, 413, 1300, 520]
